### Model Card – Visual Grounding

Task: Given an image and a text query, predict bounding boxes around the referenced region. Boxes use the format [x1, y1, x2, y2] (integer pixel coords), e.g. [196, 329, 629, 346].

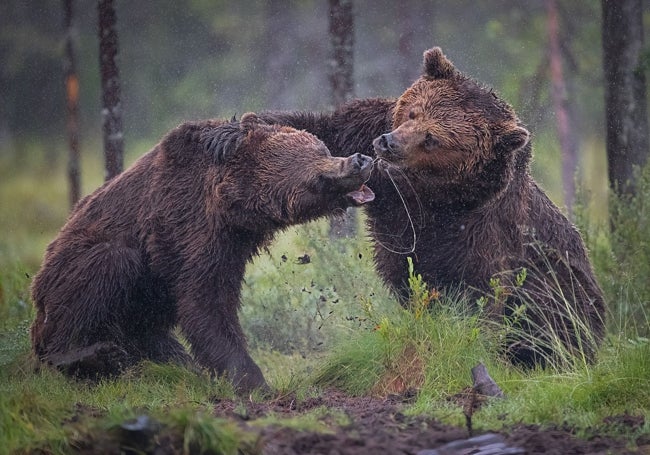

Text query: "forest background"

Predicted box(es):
[5, 1, 650, 231]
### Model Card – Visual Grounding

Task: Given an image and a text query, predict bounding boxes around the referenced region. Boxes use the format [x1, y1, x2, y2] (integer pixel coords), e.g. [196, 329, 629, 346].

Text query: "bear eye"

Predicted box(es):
[423, 132, 439, 150]
[408, 110, 417, 120]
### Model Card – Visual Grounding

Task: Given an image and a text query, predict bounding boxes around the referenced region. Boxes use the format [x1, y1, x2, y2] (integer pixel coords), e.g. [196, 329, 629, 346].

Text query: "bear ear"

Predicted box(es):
[240, 112, 266, 130]
[497, 125, 530, 152]
[422, 47, 456, 80]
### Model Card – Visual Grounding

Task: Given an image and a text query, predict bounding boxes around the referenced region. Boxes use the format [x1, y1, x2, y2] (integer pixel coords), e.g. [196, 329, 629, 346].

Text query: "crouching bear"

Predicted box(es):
[30, 113, 375, 393]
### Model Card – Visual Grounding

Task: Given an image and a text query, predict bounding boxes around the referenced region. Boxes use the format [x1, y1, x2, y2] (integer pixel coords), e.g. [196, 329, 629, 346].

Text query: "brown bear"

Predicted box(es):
[30, 112, 375, 392]
[254, 47, 606, 366]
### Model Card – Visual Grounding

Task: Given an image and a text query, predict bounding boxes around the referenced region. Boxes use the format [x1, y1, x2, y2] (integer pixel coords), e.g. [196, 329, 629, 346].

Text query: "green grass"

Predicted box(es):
[2, 305, 647, 453]
[470, 336, 650, 438]
[313, 294, 650, 440]
[0, 345, 265, 454]
[576, 161, 650, 337]
[312, 257, 650, 441]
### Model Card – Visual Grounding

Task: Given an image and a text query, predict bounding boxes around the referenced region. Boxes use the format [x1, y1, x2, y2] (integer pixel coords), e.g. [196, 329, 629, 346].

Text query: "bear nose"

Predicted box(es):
[351, 153, 373, 171]
[374, 133, 395, 154]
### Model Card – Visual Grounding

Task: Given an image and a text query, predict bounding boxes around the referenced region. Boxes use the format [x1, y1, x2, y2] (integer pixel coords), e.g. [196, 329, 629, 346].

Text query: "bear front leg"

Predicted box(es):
[176, 285, 268, 394]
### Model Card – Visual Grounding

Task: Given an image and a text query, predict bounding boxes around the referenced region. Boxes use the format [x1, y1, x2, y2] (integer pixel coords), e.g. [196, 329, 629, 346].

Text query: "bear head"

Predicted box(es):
[205, 113, 375, 227]
[373, 47, 530, 206]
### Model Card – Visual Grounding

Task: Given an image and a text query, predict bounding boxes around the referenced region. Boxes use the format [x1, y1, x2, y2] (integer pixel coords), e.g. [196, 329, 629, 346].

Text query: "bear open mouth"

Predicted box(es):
[346, 184, 375, 205]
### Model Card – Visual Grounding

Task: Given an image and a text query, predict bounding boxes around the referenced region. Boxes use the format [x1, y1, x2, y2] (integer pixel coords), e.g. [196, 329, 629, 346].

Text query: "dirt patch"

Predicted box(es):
[212, 389, 641, 454]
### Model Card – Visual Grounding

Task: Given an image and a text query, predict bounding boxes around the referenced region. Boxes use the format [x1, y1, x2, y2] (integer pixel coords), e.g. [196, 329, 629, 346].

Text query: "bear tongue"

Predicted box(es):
[347, 184, 375, 204]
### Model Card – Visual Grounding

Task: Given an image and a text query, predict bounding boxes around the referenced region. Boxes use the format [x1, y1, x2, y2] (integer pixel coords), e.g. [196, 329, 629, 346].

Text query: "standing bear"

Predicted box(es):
[256, 47, 606, 366]
[30, 113, 375, 392]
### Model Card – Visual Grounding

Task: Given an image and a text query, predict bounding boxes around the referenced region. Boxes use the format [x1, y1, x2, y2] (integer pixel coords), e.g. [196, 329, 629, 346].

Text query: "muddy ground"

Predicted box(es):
[214, 389, 645, 454]
[75, 388, 647, 454]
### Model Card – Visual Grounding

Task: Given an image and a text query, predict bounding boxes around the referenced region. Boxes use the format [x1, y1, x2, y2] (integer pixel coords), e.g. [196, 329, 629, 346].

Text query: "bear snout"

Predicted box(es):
[330, 153, 375, 205]
[373, 133, 398, 158]
[350, 153, 373, 178]
[338, 153, 373, 181]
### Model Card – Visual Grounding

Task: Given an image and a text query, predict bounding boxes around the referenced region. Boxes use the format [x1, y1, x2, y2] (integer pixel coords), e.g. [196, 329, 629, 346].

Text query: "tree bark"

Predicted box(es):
[328, 0, 357, 239]
[602, 0, 649, 197]
[63, 0, 81, 208]
[546, 0, 578, 216]
[98, 0, 124, 181]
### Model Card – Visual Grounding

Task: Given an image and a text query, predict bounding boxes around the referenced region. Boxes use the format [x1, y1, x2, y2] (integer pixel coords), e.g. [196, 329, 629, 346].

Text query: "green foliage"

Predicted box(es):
[0, 262, 31, 325]
[83, 362, 234, 411]
[0, 366, 79, 454]
[480, 249, 603, 373]
[315, 256, 650, 440]
[311, 328, 387, 396]
[605, 164, 650, 330]
[240, 217, 394, 355]
[576, 161, 650, 336]
[315, 257, 498, 397]
[468, 336, 650, 439]
[0, 355, 239, 454]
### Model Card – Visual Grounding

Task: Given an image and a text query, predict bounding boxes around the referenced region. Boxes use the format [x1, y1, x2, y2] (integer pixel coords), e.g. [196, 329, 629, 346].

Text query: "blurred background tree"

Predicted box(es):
[546, 0, 578, 217]
[1, 0, 649, 249]
[98, 0, 125, 181]
[63, 0, 82, 207]
[602, 0, 649, 198]
[328, 0, 357, 239]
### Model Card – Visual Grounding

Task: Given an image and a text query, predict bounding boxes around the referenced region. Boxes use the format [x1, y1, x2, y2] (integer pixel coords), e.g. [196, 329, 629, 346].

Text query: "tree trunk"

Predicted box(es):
[264, 0, 290, 109]
[328, 0, 357, 239]
[98, 0, 124, 181]
[329, 0, 354, 107]
[397, 0, 432, 88]
[63, 0, 81, 208]
[546, 0, 578, 216]
[602, 0, 649, 197]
